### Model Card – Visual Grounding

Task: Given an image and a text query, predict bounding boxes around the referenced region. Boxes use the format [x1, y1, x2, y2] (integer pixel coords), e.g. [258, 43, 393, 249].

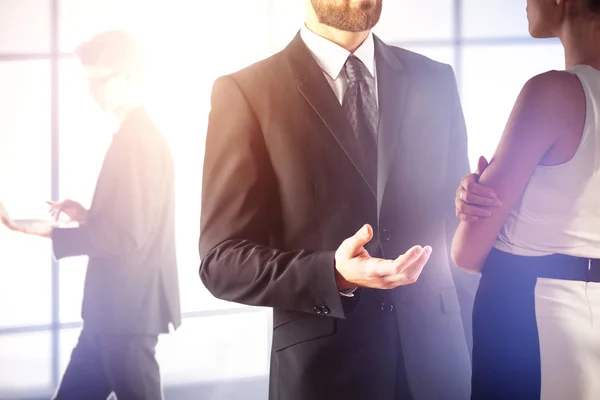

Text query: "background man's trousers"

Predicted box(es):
[53, 330, 162, 400]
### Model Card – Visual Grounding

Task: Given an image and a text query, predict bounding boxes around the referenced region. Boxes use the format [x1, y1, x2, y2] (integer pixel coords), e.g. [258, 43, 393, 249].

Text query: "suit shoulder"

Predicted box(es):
[122, 115, 173, 164]
[217, 50, 287, 87]
[388, 45, 453, 77]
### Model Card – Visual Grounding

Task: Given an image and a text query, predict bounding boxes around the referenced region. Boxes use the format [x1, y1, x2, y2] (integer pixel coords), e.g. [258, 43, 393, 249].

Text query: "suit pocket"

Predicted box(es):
[272, 314, 336, 352]
[440, 287, 461, 314]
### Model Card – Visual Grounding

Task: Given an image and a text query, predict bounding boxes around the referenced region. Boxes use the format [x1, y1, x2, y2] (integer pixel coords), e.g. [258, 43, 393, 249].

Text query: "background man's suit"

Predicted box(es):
[200, 33, 479, 400]
[52, 108, 181, 400]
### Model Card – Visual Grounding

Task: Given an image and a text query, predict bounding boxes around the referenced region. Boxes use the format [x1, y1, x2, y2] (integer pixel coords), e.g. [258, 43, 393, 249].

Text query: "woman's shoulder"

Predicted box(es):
[515, 70, 584, 128]
[523, 69, 582, 99]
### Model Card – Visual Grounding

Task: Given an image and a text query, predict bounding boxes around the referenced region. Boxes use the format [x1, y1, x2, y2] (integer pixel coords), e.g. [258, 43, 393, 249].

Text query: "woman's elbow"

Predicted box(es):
[451, 245, 482, 274]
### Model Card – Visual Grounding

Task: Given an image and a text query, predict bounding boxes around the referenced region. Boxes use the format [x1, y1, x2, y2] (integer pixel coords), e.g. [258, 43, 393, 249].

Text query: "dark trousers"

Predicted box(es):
[53, 330, 162, 400]
[471, 248, 599, 399]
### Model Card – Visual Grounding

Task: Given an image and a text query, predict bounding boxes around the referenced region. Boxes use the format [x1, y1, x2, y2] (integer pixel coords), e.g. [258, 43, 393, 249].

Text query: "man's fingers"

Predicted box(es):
[47, 202, 62, 219]
[47, 200, 64, 211]
[399, 252, 430, 284]
[1, 217, 25, 233]
[383, 245, 429, 275]
[398, 244, 425, 260]
[373, 246, 431, 288]
[47, 200, 79, 219]
[47, 199, 77, 210]
[397, 245, 424, 263]
[341, 224, 373, 256]
[0, 216, 16, 229]
[360, 246, 431, 289]
[367, 245, 421, 278]
[395, 245, 430, 267]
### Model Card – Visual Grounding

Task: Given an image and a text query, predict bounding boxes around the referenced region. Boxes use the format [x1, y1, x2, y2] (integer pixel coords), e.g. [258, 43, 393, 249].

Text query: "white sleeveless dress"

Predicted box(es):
[472, 65, 600, 400]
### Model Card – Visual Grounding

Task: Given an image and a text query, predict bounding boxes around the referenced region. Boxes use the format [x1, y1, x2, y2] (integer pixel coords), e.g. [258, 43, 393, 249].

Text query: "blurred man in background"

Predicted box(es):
[199, 0, 478, 399]
[1, 30, 181, 400]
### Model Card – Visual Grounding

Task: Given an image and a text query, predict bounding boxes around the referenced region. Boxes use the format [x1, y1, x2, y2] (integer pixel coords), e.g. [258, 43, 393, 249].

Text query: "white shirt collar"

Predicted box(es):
[300, 25, 376, 81]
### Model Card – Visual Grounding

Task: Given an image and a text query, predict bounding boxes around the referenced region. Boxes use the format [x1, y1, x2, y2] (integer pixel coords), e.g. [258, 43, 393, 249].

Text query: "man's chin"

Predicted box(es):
[354, 0, 375, 9]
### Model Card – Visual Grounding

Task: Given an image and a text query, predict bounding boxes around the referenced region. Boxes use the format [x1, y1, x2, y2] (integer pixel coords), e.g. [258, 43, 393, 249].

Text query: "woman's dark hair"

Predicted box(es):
[589, 0, 600, 12]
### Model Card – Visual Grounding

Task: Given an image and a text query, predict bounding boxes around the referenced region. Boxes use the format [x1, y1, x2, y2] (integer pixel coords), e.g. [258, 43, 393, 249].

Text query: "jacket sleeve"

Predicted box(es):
[443, 65, 480, 356]
[199, 75, 346, 319]
[52, 132, 168, 260]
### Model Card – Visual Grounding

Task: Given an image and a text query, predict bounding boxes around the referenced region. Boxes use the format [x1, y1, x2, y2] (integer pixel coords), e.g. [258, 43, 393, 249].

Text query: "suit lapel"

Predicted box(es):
[285, 33, 376, 197]
[374, 36, 409, 211]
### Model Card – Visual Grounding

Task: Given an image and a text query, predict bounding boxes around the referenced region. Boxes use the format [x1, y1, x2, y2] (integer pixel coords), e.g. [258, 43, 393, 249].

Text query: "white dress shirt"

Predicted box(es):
[300, 25, 379, 107]
[300, 25, 378, 297]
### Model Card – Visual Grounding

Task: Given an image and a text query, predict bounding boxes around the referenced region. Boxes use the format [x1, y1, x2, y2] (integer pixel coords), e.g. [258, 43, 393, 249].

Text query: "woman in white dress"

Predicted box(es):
[452, 0, 600, 399]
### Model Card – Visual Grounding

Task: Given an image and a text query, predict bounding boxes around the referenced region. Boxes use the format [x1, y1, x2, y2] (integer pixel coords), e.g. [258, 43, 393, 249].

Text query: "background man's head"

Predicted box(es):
[75, 30, 145, 114]
[307, 0, 383, 32]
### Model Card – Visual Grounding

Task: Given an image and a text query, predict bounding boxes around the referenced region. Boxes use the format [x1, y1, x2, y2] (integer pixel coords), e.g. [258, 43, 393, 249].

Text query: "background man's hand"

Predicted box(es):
[334, 224, 432, 290]
[455, 156, 502, 222]
[0, 216, 52, 238]
[47, 199, 88, 224]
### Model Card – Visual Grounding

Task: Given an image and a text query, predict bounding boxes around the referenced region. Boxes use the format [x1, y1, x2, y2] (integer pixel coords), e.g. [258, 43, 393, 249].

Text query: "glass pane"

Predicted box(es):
[136, 2, 269, 314]
[374, 0, 454, 42]
[0, 331, 52, 396]
[0, 0, 51, 53]
[270, 0, 455, 52]
[59, 0, 143, 53]
[57, 58, 114, 323]
[0, 60, 52, 328]
[60, 312, 271, 398]
[58, 258, 86, 323]
[461, 44, 565, 171]
[158, 311, 271, 385]
[58, 327, 78, 377]
[59, 0, 271, 65]
[56, 52, 254, 317]
[269, 1, 305, 53]
[400, 46, 455, 70]
[462, 0, 529, 39]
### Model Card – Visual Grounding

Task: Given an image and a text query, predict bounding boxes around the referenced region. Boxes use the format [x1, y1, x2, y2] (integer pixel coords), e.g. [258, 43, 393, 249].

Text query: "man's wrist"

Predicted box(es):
[339, 287, 357, 297]
[334, 260, 357, 296]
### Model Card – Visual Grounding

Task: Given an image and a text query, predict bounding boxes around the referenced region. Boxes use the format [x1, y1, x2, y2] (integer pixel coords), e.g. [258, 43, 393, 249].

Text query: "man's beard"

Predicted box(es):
[311, 0, 382, 32]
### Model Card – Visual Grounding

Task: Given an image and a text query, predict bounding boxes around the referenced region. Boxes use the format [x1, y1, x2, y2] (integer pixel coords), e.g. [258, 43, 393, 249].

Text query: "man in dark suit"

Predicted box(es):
[1, 31, 181, 400]
[199, 1, 478, 399]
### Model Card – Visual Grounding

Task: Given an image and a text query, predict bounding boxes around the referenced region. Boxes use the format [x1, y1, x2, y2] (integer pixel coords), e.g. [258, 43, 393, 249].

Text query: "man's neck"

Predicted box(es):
[114, 102, 143, 125]
[304, 20, 369, 53]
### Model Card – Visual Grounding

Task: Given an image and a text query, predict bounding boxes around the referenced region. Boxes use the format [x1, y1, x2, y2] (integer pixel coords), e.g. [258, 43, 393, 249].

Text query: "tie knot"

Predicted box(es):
[344, 55, 372, 83]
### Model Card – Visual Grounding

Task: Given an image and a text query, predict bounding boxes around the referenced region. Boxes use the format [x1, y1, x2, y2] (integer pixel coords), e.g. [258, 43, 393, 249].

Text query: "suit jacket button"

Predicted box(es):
[381, 228, 392, 241]
[321, 306, 330, 314]
[381, 302, 394, 312]
[313, 306, 323, 314]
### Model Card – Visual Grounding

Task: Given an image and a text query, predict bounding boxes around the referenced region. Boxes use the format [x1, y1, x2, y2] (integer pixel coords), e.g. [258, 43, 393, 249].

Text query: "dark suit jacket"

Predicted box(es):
[199, 34, 479, 400]
[53, 108, 181, 335]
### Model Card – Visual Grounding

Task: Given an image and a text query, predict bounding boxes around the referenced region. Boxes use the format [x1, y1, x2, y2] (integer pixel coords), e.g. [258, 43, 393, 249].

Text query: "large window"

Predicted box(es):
[0, 61, 52, 330]
[0, 1, 566, 398]
[461, 43, 564, 166]
[462, 0, 530, 39]
[0, 1, 274, 398]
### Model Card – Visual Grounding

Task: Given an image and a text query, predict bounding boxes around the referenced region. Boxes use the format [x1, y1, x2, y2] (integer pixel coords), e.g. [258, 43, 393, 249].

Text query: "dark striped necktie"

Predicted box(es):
[342, 55, 379, 190]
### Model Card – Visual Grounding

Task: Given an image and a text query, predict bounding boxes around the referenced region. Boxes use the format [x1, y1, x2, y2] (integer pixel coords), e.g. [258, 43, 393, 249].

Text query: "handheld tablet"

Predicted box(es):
[0, 201, 63, 228]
